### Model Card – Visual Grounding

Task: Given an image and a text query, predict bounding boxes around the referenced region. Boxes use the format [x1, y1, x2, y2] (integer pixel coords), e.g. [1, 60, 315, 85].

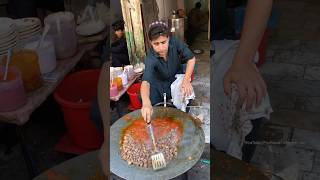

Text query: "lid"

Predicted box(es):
[44, 11, 75, 25]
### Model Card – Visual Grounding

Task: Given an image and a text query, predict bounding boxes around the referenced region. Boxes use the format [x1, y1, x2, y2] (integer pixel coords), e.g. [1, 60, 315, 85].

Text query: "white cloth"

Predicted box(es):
[171, 74, 195, 112]
[212, 40, 273, 160]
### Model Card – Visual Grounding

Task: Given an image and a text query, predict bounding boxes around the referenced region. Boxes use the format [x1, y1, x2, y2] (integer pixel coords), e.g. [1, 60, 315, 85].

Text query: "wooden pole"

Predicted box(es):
[120, 0, 146, 64]
[208, 0, 210, 40]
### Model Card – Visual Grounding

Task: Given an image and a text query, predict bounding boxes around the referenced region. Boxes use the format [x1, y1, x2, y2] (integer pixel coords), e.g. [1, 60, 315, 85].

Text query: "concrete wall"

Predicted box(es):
[110, 0, 123, 20]
[260, 0, 320, 113]
[156, 0, 178, 21]
[185, 0, 209, 14]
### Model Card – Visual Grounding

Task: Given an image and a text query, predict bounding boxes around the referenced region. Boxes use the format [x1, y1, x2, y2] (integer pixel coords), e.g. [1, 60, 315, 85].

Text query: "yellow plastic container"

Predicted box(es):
[114, 77, 123, 91]
[2, 50, 43, 92]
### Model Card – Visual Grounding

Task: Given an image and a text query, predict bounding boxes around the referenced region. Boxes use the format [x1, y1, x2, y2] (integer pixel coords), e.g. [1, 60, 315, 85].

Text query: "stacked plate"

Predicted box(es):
[13, 17, 42, 46]
[0, 17, 18, 57]
[76, 19, 105, 36]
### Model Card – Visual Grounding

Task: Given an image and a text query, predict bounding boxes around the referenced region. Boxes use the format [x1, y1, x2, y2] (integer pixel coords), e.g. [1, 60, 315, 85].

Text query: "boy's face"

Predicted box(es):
[150, 35, 169, 58]
[115, 29, 124, 38]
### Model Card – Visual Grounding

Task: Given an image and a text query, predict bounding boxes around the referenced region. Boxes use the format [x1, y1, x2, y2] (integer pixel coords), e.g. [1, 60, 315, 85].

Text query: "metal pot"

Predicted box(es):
[168, 10, 185, 41]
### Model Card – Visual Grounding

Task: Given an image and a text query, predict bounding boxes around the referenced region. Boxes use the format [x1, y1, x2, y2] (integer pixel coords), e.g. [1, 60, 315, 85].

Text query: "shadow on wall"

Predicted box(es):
[185, 0, 209, 14]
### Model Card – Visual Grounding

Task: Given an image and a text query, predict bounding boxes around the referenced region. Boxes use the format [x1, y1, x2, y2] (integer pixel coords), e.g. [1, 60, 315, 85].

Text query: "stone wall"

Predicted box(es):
[260, 0, 320, 113]
[190, 39, 210, 143]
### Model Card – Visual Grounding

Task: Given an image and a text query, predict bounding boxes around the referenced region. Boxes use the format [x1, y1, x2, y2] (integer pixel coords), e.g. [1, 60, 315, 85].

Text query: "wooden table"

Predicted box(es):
[110, 73, 142, 119]
[33, 150, 106, 180]
[110, 73, 141, 102]
[212, 148, 271, 180]
[0, 43, 97, 125]
[0, 43, 101, 179]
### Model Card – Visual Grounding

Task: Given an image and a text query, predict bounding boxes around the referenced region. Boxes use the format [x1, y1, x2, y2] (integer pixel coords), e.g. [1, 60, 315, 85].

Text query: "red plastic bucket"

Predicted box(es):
[54, 69, 103, 150]
[127, 83, 142, 109]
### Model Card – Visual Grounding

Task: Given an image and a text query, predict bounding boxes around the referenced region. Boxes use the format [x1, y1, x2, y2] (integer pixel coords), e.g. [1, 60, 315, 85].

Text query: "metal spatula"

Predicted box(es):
[147, 122, 166, 170]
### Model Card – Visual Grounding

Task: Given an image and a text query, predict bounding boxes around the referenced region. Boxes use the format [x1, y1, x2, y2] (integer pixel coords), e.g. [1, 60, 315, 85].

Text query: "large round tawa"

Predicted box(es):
[110, 107, 205, 180]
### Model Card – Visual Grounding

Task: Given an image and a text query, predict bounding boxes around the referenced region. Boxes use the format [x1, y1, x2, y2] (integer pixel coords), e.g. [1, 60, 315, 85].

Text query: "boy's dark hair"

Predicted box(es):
[148, 21, 169, 41]
[195, 2, 201, 8]
[112, 19, 125, 31]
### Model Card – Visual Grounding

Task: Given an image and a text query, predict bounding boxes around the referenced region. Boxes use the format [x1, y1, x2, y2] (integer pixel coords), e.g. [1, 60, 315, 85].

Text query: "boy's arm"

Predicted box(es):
[183, 56, 196, 83]
[140, 56, 154, 123]
[141, 81, 152, 107]
[224, 0, 273, 111]
[234, 0, 273, 65]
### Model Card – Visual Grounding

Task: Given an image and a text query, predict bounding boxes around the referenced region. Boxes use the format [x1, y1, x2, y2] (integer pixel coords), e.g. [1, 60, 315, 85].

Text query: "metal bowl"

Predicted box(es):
[110, 107, 205, 180]
[193, 49, 204, 54]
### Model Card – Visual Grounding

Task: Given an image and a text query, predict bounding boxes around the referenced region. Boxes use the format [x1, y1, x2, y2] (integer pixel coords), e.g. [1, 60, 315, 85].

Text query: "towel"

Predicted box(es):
[227, 84, 273, 159]
[212, 40, 273, 160]
[171, 74, 195, 112]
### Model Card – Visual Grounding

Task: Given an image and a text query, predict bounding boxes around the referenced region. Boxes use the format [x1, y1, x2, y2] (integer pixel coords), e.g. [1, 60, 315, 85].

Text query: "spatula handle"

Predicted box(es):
[147, 123, 158, 152]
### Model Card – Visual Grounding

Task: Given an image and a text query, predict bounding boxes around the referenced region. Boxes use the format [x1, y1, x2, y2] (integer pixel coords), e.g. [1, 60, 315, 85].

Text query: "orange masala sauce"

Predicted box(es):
[121, 117, 183, 144]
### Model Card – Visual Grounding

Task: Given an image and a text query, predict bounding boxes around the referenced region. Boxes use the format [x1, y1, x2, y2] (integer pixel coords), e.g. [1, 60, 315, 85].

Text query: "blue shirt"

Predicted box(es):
[142, 36, 194, 102]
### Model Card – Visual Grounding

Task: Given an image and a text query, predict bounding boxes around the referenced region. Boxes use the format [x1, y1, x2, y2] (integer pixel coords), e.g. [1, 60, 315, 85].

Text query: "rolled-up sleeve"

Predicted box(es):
[175, 37, 195, 64]
[142, 56, 155, 83]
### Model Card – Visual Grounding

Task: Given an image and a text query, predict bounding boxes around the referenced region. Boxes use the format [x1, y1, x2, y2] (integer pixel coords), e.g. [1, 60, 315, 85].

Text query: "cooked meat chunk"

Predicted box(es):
[120, 128, 180, 168]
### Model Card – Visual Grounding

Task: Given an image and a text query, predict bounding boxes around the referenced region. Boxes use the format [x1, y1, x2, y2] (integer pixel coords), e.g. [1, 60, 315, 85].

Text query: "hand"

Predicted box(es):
[223, 61, 267, 111]
[141, 102, 153, 123]
[181, 79, 193, 97]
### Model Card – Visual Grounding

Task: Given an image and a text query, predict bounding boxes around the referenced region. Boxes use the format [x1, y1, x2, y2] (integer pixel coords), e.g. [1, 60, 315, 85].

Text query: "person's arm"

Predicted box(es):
[235, 0, 273, 65]
[175, 37, 196, 96]
[181, 56, 195, 96]
[224, 0, 273, 111]
[140, 81, 153, 123]
[141, 81, 151, 106]
[140, 56, 154, 123]
[183, 56, 196, 83]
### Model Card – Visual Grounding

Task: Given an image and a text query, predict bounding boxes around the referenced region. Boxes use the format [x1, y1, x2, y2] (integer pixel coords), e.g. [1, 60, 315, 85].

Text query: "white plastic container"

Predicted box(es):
[124, 65, 134, 80]
[120, 71, 128, 86]
[24, 36, 57, 74]
[112, 67, 123, 77]
[44, 12, 77, 59]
